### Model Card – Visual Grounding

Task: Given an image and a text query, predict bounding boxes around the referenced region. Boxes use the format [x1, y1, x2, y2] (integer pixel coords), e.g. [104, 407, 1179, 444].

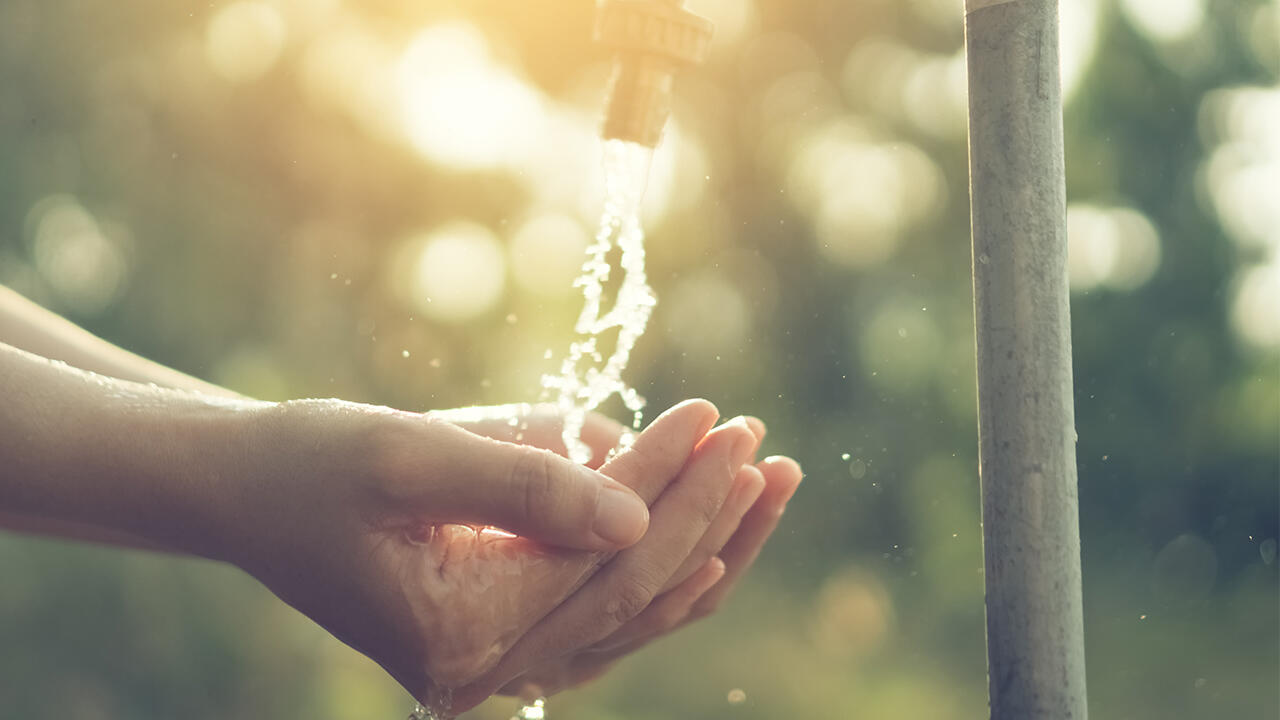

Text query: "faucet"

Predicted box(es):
[594, 0, 715, 147]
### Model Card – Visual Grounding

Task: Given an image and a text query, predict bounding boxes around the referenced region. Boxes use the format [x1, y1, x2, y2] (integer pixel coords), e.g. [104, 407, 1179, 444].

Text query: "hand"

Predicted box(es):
[438, 404, 803, 708]
[497, 456, 802, 700]
[0, 342, 797, 714]
[212, 397, 765, 713]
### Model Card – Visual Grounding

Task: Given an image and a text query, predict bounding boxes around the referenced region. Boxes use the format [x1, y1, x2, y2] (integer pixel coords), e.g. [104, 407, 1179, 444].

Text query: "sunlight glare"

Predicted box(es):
[1120, 0, 1206, 44]
[409, 222, 507, 322]
[509, 213, 591, 298]
[398, 23, 546, 170]
[205, 1, 287, 83]
[685, 0, 758, 48]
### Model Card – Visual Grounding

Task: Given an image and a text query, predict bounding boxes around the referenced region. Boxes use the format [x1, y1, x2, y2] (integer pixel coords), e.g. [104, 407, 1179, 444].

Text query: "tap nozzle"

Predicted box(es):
[595, 0, 714, 147]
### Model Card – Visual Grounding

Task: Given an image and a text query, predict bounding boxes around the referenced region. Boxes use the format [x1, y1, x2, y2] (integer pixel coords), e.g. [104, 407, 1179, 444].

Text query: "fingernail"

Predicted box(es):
[733, 467, 766, 512]
[727, 418, 756, 467]
[744, 416, 767, 443]
[594, 483, 649, 546]
[704, 557, 727, 585]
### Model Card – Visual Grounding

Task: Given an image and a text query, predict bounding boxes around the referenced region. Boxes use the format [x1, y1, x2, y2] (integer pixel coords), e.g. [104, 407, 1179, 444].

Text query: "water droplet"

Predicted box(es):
[506, 313, 518, 324]
[849, 458, 868, 480]
[1139, 614, 1147, 620]
[429, 358, 442, 368]
[841, 453, 851, 461]
[514, 697, 547, 720]
[402, 350, 411, 358]
[727, 689, 746, 705]
[330, 273, 338, 280]
[1261, 538, 1277, 565]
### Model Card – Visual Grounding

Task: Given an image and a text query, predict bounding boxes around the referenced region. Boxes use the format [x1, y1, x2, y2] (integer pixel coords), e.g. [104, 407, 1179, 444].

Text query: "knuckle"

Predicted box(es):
[607, 573, 659, 627]
[694, 491, 724, 526]
[512, 449, 561, 519]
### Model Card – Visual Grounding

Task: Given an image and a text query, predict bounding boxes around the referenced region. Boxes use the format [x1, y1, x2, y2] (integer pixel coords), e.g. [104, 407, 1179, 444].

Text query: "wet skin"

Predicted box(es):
[0, 342, 803, 715]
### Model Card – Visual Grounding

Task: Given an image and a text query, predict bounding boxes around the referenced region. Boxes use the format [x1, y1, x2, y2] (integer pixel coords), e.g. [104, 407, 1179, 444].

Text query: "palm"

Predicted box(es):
[436, 405, 800, 705]
[392, 522, 604, 690]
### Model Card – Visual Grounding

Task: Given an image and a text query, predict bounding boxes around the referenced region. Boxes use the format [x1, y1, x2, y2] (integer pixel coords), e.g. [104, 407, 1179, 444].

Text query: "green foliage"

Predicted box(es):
[0, 0, 1275, 717]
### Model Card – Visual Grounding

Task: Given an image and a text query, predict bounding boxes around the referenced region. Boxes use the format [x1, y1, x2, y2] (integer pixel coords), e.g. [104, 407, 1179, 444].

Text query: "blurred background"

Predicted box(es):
[0, 0, 1277, 717]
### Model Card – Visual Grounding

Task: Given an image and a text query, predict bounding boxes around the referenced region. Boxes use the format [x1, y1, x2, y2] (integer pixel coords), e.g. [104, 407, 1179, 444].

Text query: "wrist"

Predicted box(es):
[154, 397, 282, 561]
[0, 344, 270, 558]
[101, 395, 277, 561]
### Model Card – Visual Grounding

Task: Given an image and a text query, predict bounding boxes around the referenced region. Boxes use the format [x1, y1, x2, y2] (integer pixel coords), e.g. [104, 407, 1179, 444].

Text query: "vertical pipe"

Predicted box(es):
[964, 1, 1088, 719]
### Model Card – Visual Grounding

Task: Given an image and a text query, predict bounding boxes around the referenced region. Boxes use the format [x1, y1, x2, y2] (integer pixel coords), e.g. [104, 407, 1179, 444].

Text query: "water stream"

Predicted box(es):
[540, 138, 657, 464]
[407, 140, 657, 720]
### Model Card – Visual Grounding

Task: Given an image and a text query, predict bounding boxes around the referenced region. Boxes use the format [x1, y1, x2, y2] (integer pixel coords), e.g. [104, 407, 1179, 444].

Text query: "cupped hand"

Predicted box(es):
[211, 397, 767, 714]
[441, 404, 803, 707]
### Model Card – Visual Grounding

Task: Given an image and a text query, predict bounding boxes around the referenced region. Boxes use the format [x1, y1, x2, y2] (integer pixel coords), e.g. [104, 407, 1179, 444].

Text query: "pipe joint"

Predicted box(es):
[595, 0, 714, 147]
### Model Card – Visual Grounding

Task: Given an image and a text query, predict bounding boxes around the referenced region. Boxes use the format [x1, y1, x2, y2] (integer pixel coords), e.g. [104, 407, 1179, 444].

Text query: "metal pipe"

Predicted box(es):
[964, 1, 1089, 718]
[594, 0, 713, 147]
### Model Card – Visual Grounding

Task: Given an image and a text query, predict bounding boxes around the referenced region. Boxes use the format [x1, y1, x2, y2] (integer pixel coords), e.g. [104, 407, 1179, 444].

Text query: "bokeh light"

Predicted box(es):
[1066, 204, 1162, 292]
[787, 119, 945, 267]
[405, 222, 507, 323]
[205, 1, 288, 83]
[508, 213, 591, 298]
[398, 22, 546, 171]
[1230, 259, 1280, 350]
[664, 269, 751, 363]
[0, 1, 1276, 718]
[1060, 0, 1100, 102]
[1120, 0, 1206, 44]
[25, 195, 129, 316]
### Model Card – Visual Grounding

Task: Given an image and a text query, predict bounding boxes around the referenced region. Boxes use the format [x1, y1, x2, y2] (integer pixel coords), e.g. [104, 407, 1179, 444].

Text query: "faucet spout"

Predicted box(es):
[594, 0, 714, 147]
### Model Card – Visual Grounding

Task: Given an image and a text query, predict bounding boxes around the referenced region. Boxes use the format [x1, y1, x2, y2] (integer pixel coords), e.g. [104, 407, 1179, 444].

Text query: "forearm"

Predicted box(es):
[0, 285, 243, 399]
[0, 342, 266, 557]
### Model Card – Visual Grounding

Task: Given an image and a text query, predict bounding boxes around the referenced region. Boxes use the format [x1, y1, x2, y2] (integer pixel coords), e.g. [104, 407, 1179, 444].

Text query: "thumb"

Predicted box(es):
[423, 421, 650, 551]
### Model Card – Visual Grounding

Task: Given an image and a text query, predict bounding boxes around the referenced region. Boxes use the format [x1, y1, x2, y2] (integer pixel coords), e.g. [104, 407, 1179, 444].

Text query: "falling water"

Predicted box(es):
[406, 696, 546, 720]
[404, 141, 655, 720]
[541, 139, 657, 464]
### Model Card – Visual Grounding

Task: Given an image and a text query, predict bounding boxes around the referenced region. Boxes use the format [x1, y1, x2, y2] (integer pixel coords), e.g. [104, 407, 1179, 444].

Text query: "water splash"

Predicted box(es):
[541, 139, 657, 464]
[402, 142, 655, 720]
[513, 697, 547, 719]
[406, 686, 453, 720]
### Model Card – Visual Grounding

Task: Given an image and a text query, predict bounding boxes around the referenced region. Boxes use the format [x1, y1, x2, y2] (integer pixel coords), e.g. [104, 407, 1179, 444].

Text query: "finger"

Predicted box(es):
[657, 463, 764, 595]
[523, 557, 727, 697]
[685, 455, 802, 621]
[588, 556, 725, 653]
[430, 405, 627, 469]
[405, 419, 650, 551]
[580, 413, 631, 469]
[468, 420, 755, 698]
[744, 416, 766, 462]
[600, 399, 720, 504]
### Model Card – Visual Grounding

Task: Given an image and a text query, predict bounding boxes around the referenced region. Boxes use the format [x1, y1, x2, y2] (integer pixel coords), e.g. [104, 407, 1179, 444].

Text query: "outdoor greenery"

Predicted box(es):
[1, 0, 1276, 718]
